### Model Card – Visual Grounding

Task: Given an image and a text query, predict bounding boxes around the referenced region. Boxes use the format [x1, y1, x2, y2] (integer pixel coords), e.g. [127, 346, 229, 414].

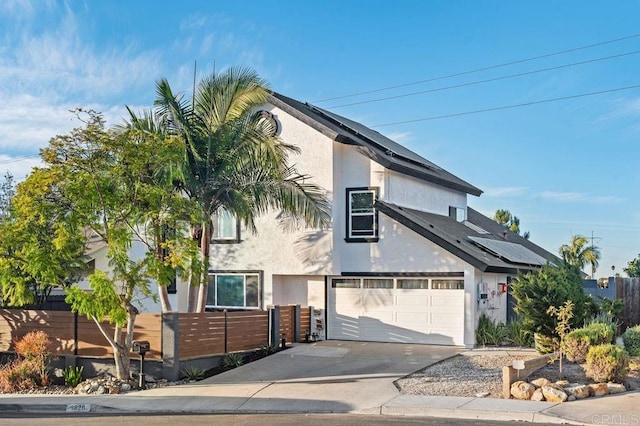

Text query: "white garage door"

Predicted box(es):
[327, 277, 464, 345]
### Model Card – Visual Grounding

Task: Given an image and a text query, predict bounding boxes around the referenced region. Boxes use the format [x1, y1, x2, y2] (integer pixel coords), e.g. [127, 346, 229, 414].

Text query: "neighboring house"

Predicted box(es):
[180, 92, 561, 348]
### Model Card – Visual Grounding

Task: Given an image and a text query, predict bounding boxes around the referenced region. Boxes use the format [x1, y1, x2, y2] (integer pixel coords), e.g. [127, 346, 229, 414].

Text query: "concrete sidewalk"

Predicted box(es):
[0, 341, 637, 425]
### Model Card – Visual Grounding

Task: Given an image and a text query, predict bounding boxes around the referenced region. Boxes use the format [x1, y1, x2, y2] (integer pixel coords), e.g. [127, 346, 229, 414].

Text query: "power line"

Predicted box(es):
[313, 33, 640, 103]
[0, 155, 40, 165]
[328, 49, 640, 109]
[371, 83, 640, 127]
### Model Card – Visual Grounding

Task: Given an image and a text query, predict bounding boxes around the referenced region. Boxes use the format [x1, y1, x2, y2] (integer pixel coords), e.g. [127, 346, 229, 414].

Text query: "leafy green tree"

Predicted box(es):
[493, 209, 530, 239]
[142, 67, 331, 312]
[559, 234, 601, 277]
[623, 254, 640, 277]
[0, 168, 86, 308]
[29, 109, 196, 379]
[511, 263, 587, 353]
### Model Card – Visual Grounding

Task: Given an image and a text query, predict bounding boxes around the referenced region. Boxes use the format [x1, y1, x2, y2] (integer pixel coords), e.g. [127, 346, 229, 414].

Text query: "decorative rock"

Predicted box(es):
[96, 385, 106, 395]
[107, 385, 120, 394]
[531, 388, 545, 401]
[121, 383, 131, 392]
[568, 395, 576, 401]
[511, 381, 536, 400]
[542, 384, 568, 403]
[607, 383, 627, 394]
[555, 380, 570, 387]
[475, 392, 490, 398]
[564, 384, 590, 400]
[589, 383, 610, 397]
[530, 378, 551, 388]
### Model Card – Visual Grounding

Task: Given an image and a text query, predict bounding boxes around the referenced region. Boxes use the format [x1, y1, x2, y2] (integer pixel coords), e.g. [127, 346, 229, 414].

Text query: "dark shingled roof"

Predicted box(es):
[376, 201, 560, 274]
[269, 92, 483, 196]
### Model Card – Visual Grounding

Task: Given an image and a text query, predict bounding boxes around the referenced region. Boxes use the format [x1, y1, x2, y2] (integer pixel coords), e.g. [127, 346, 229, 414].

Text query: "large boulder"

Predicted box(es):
[542, 384, 568, 403]
[607, 383, 627, 394]
[531, 388, 545, 401]
[511, 381, 536, 400]
[589, 383, 609, 397]
[530, 378, 551, 388]
[564, 383, 590, 399]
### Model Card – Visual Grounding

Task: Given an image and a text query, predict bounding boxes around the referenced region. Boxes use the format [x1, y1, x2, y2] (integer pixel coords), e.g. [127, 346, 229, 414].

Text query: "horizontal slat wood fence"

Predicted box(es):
[1, 305, 311, 366]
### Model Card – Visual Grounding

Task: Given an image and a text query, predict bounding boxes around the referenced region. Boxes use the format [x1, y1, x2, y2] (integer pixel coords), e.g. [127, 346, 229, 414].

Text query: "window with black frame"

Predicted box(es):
[346, 187, 379, 242]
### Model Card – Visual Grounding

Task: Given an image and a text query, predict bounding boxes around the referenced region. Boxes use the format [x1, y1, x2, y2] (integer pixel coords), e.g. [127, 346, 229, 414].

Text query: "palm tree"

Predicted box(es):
[559, 235, 601, 277]
[152, 67, 331, 312]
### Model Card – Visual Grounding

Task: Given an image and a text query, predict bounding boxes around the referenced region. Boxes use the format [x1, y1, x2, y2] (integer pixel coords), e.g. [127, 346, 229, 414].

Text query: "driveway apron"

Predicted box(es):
[193, 340, 462, 413]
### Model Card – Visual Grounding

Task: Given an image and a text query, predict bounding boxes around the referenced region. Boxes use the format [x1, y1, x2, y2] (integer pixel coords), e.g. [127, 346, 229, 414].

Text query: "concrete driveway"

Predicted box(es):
[168, 340, 463, 413]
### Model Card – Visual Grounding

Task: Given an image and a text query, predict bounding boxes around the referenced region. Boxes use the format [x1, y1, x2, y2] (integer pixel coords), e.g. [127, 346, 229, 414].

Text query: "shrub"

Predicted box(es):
[585, 314, 617, 343]
[563, 329, 591, 363]
[63, 366, 84, 387]
[14, 330, 51, 361]
[181, 366, 205, 381]
[0, 359, 39, 392]
[505, 319, 533, 347]
[0, 331, 52, 391]
[585, 344, 629, 383]
[511, 264, 588, 353]
[623, 326, 640, 356]
[585, 322, 616, 345]
[260, 343, 278, 357]
[563, 323, 617, 363]
[475, 313, 507, 346]
[222, 352, 244, 369]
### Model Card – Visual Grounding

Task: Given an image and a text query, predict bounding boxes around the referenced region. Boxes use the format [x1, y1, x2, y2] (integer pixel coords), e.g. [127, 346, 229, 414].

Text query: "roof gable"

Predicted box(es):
[269, 92, 482, 196]
[376, 201, 559, 274]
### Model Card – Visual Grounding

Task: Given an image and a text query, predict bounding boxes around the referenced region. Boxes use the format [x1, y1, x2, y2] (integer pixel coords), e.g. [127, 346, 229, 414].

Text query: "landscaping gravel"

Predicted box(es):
[395, 351, 535, 399]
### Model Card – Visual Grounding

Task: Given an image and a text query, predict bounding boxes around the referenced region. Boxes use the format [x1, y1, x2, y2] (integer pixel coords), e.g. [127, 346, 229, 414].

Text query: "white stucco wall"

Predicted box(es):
[338, 214, 467, 273]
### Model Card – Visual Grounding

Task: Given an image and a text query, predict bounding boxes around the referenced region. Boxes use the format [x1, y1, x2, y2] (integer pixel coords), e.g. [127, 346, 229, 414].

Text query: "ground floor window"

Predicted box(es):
[206, 273, 260, 308]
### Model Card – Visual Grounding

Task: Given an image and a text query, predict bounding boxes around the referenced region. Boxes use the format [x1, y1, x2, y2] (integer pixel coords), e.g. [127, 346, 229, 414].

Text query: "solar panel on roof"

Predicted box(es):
[468, 237, 549, 266]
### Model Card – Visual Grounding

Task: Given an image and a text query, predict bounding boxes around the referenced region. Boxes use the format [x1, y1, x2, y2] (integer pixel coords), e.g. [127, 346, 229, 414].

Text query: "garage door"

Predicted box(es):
[327, 277, 464, 345]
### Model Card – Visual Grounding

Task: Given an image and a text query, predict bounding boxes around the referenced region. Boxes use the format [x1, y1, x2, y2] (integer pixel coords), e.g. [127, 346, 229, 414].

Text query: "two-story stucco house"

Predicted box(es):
[168, 92, 559, 348]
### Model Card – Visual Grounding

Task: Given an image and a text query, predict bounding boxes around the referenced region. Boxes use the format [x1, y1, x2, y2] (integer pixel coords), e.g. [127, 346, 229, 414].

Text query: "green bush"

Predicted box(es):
[63, 366, 84, 386]
[586, 322, 616, 344]
[511, 264, 588, 353]
[623, 326, 640, 356]
[585, 313, 618, 342]
[222, 352, 244, 369]
[563, 323, 616, 363]
[181, 366, 205, 381]
[475, 313, 507, 346]
[505, 319, 533, 347]
[563, 328, 592, 363]
[585, 344, 629, 383]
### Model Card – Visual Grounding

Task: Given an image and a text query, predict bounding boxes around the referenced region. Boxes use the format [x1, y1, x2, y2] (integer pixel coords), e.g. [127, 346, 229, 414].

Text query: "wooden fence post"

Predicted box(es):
[162, 312, 180, 381]
[269, 305, 280, 347]
[293, 305, 301, 343]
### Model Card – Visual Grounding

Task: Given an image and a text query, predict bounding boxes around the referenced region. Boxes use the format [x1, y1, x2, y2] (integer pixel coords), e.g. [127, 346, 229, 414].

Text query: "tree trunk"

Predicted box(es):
[196, 221, 211, 313]
[187, 223, 202, 312]
[155, 232, 173, 312]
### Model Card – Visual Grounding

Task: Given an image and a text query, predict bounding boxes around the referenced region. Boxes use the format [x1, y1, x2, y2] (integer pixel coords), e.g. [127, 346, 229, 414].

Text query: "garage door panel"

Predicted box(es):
[396, 294, 429, 305]
[329, 278, 464, 346]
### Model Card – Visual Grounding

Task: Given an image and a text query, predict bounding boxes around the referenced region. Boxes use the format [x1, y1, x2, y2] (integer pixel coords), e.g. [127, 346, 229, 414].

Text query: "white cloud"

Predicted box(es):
[483, 186, 528, 197]
[539, 191, 625, 204]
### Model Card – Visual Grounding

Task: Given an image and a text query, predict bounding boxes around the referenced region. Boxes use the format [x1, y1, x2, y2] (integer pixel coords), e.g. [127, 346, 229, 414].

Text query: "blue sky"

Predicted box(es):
[1, 0, 639, 277]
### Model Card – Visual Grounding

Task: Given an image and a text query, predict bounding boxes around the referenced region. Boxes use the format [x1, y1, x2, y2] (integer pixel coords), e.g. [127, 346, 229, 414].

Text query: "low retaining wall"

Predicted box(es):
[502, 354, 553, 398]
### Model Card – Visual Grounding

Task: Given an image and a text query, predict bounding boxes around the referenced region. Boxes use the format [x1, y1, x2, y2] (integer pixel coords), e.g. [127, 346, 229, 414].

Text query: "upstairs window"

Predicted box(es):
[211, 208, 240, 243]
[346, 187, 379, 242]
